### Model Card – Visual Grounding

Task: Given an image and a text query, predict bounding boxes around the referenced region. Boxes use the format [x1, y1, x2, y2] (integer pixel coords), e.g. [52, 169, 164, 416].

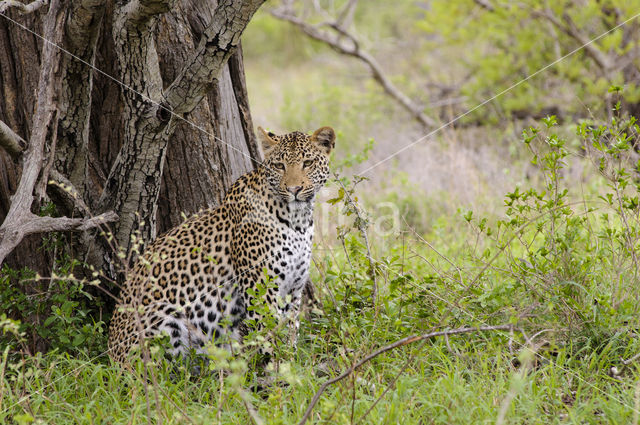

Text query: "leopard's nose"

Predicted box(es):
[287, 186, 302, 195]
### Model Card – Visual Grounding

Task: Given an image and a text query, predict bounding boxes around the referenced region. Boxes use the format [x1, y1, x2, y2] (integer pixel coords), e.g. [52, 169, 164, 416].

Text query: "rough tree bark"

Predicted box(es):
[96, 0, 263, 264]
[0, 0, 266, 339]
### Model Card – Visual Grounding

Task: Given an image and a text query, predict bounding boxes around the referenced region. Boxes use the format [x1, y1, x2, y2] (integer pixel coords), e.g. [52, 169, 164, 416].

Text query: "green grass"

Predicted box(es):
[4, 2, 640, 421]
[2, 307, 639, 424]
[4, 115, 640, 424]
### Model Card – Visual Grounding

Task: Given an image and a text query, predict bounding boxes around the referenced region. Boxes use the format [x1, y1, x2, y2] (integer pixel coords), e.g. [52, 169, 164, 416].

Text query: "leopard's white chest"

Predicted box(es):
[273, 207, 314, 302]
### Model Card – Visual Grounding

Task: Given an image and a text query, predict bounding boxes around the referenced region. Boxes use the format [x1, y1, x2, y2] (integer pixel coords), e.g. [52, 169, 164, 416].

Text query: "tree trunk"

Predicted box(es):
[0, 11, 51, 274]
[0, 0, 264, 351]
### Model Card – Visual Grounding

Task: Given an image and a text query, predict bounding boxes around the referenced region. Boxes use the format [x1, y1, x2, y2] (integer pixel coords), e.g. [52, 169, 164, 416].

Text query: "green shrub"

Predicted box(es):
[0, 259, 106, 356]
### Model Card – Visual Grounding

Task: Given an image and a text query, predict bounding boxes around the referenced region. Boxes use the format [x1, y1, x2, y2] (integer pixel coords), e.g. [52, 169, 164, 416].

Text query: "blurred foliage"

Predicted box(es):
[416, 0, 640, 120]
[0, 220, 107, 356]
[245, 0, 640, 137]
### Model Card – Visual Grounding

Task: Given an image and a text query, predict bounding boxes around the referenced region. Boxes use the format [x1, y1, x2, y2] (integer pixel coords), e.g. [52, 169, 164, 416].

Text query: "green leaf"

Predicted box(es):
[72, 333, 86, 347]
[13, 414, 34, 425]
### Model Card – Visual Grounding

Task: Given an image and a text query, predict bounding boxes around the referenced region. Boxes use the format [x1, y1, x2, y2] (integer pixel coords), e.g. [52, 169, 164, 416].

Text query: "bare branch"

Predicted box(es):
[162, 0, 266, 115]
[622, 351, 640, 366]
[0, 120, 92, 217]
[2, 0, 64, 220]
[0, 0, 48, 14]
[0, 0, 65, 265]
[530, 8, 614, 71]
[22, 211, 118, 234]
[335, 0, 357, 29]
[0, 0, 65, 264]
[0, 211, 118, 263]
[48, 170, 92, 215]
[239, 388, 265, 425]
[297, 324, 518, 425]
[0, 119, 27, 159]
[0, 0, 117, 265]
[271, 8, 436, 130]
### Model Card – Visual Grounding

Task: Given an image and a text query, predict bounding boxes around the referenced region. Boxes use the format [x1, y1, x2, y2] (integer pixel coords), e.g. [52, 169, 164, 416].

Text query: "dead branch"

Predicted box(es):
[0, 194, 119, 265]
[239, 388, 265, 425]
[0, 119, 96, 217]
[335, 0, 357, 29]
[0, 0, 65, 265]
[0, 119, 27, 158]
[48, 170, 92, 215]
[0, 0, 118, 265]
[0, 0, 48, 14]
[18, 211, 119, 234]
[622, 351, 640, 366]
[529, 7, 614, 72]
[270, 7, 436, 130]
[354, 337, 430, 424]
[297, 324, 517, 425]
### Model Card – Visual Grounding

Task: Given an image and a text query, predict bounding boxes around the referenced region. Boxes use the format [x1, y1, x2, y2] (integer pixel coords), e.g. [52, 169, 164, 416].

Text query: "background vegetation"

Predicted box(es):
[2, 0, 640, 423]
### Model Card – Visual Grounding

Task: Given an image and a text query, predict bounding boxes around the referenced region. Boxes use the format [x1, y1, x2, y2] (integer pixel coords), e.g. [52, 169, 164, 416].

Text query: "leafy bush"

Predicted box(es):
[459, 106, 640, 353]
[0, 260, 106, 356]
[417, 0, 640, 121]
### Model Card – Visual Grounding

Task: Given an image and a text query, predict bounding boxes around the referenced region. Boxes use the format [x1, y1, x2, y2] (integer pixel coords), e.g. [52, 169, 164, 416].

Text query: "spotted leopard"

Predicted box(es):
[108, 126, 335, 364]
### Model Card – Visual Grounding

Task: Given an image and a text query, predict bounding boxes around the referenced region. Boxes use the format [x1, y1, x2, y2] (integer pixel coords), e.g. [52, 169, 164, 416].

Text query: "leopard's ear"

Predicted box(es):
[311, 126, 335, 155]
[257, 127, 278, 157]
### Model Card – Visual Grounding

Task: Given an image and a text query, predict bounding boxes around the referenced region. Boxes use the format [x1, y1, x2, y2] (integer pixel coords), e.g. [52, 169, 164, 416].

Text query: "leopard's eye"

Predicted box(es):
[273, 162, 285, 171]
[302, 159, 314, 168]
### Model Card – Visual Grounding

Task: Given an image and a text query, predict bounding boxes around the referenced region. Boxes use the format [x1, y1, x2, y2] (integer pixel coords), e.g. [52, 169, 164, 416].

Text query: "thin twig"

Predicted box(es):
[271, 7, 436, 130]
[524, 6, 614, 72]
[297, 324, 517, 425]
[334, 174, 378, 310]
[151, 384, 197, 425]
[355, 338, 430, 424]
[622, 351, 640, 366]
[402, 215, 464, 285]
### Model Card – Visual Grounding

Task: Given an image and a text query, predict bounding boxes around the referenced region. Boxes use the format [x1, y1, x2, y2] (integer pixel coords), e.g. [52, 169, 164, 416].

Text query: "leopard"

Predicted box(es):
[107, 126, 336, 365]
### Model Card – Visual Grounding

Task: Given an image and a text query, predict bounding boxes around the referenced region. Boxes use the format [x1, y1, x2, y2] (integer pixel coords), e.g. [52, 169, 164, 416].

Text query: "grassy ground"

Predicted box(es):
[3, 143, 640, 423]
[3, 1, 640, 424]
[1, 331, 638, 424]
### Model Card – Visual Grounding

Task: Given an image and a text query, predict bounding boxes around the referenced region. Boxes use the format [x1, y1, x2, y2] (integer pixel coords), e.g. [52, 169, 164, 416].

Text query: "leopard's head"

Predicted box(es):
[258, 126, 335, 204]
